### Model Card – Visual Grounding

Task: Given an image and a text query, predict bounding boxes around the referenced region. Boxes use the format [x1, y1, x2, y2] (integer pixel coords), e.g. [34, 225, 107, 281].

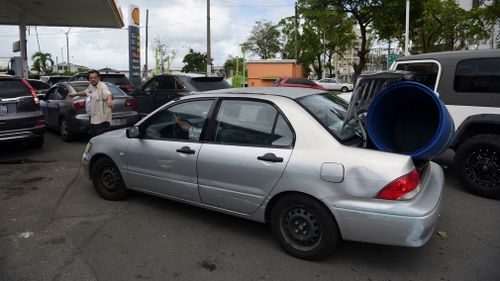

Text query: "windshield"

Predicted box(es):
[297, 93, 359, 142]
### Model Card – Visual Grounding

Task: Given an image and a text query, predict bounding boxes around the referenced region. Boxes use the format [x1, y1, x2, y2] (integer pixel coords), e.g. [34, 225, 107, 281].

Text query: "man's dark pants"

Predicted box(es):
[90, 122, 110, 137]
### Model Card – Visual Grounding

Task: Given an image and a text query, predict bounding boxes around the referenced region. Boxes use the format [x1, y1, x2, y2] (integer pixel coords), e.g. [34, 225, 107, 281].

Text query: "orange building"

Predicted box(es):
[246, 59, 303, 87]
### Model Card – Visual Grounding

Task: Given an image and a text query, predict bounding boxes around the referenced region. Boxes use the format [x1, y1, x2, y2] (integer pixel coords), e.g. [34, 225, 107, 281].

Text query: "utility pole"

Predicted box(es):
[35, 26, 41, 53]
[294, 1, 298, 60]
[145, 9, 149, 79]
[404, 0, 410, 56]
[207, 0, 211, 75]
[65, 27, 71, 72]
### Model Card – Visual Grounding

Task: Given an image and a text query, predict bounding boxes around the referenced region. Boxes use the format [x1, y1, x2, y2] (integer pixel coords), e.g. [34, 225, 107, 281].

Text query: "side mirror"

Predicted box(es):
[126, 126, 141, 138]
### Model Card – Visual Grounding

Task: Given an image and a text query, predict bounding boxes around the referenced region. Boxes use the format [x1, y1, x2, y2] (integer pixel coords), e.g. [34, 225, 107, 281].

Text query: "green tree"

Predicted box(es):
[280, 0, 355, 78]
[411, 0, 492, 53]
[31, 52, 54, 74]
[223, 56, 245, 77]
[182, 49, 210, 73]
[241, 21, 281, 59]
[332, 0, 382, 78]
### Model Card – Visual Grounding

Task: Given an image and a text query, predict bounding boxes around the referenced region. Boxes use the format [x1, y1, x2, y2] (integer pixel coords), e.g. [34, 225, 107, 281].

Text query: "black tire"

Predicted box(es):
[60, 117, 74, 142]
[91, 157, 130, 201]
[28, 137, 44, 149]
[340, 86, 348, 92]
[270, 194, 340, 260]
[455, 134, 500, 199]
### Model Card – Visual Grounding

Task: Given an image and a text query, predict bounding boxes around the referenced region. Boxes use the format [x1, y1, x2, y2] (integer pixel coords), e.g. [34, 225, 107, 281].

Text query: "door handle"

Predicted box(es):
[257, 153, 283, 163]
[176, 146, 195, 154]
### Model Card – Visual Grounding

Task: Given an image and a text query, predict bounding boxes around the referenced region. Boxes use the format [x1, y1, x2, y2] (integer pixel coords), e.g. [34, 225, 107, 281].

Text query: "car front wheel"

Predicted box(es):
[455, 134, 500, 199]
[340, 86, 348, 92]
[92, 157, 130, 200]
[270, 194, 340, 260]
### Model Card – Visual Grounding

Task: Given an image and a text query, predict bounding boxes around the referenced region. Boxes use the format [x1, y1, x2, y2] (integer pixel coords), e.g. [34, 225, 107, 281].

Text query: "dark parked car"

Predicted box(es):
[69, 72, 134, 93]
[130, 73, 231, 116]
[274, 77, 326, 90]
[40, 75, 70, 86]
[40, 81, 140, 141]
[26, 79, 50, 98]
[0, 75, 45, 148]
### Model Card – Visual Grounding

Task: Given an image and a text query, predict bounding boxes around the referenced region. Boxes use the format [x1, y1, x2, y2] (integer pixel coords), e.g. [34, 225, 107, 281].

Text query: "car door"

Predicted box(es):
[43, 86, 65, 127]
[154, 76, 186, 109]
[125, 98, 216, 202]
[197, 99, 294, 214]
[133, 76, 161, 115]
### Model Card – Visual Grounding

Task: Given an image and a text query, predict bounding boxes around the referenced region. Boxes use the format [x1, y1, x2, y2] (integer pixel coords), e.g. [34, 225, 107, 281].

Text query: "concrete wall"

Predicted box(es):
[247, 60, 302, 87]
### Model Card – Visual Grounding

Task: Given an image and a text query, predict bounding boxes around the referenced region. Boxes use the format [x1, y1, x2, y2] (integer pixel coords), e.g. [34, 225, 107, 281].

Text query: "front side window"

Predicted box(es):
[454, 58, 500, 93]
[141, 99, 213, 141]
[214, 100, 293, 147]
[298, 93, 359, 142]
[395, 62, 439, 90]
[143, 77, 160, 92]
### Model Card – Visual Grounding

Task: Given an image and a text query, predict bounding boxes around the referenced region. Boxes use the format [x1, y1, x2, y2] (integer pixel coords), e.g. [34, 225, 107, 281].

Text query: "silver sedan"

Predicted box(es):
[82, 87, 444, 260]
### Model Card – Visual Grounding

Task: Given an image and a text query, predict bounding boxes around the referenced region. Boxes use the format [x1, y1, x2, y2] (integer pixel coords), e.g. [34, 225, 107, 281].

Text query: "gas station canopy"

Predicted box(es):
[0, 0, 124, 28]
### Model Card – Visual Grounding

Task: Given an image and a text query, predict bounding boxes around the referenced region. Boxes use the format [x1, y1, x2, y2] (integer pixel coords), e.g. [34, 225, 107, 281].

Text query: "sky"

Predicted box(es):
[0, 0, 295, 70]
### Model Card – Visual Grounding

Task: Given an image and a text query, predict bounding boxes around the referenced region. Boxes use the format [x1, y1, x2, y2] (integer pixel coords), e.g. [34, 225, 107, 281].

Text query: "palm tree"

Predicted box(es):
[31, 52, 54, 74]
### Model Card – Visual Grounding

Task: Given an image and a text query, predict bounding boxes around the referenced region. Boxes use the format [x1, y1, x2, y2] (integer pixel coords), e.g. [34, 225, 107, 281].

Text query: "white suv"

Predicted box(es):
[391, 49, 500, 198]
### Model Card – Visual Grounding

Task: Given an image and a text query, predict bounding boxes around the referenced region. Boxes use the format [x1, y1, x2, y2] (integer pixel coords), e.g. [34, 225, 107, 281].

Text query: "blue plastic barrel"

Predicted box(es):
[366, 81, 454, 160]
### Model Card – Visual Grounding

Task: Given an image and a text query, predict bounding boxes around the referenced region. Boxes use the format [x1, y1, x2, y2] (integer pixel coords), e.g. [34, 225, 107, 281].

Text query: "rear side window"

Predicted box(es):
[189, 77, 231, 91]
[214, 100, 293, 147]
[0, 79, 31, 98]
[454, 58, 500, 93]
[101, 75, 130, 84]
[395, 62, 439, 89]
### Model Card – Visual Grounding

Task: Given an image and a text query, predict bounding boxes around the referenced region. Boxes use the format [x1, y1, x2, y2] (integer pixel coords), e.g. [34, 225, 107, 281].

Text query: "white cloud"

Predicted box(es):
[0, 0, 295, 71]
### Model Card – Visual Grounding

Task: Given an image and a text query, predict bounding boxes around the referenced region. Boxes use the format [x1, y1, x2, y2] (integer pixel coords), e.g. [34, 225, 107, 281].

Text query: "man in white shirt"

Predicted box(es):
[68, 70, 113, 136]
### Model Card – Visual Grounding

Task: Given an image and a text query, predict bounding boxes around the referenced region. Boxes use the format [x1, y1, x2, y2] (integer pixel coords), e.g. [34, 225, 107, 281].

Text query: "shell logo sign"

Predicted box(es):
[131, 8, 140, 26]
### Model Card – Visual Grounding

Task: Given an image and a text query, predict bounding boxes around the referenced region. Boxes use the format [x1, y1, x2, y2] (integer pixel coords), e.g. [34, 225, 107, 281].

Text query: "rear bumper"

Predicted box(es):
[0, 126, 45, 143]
[323, 162, 445, 247]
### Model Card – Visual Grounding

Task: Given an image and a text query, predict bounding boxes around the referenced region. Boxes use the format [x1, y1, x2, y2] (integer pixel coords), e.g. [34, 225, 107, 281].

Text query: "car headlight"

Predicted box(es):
[84, 142, 93, 154]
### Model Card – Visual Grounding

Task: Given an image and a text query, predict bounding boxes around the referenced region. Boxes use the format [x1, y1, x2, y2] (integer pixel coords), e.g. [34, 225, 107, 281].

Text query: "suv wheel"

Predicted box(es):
[60, 117, 74, 142]
[455, 134, 500, 199]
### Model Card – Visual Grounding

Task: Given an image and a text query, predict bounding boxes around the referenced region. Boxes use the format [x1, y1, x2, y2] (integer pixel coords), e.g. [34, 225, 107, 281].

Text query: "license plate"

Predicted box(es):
[0, 105, 7, 115]
[111, 119, 125, 126]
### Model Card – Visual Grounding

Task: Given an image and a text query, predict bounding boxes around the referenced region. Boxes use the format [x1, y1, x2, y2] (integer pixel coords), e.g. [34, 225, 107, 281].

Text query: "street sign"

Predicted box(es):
[387, 54, 399, 69]
[128, 5, 141, 88]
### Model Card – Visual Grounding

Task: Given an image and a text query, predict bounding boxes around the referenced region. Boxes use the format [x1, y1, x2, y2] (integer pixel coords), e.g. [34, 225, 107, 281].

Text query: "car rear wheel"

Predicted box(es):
[341, 86, 348, 92]
[455, 134, 500, 199]
[92, 157, 130, 201]
[60, 117, 74, 142]
[270, 194, 340, 260]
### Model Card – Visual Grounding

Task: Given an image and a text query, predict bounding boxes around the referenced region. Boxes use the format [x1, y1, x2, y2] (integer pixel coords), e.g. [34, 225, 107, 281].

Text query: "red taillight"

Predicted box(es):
[376, 170, 420, 200]
[35, 121, 45, 127]
[126, 83, 134, 91]
[124, 99, 137, 107]
[73, 101, 86, 110]
[22, 79, 39, 105]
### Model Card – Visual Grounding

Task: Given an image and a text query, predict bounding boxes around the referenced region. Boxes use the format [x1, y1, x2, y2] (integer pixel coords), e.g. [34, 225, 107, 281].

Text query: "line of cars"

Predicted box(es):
[0, 72, 232, 147]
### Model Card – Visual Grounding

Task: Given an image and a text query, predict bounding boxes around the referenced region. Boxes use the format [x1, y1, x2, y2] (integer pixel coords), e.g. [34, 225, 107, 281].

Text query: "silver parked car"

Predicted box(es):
[82, 87, 444, 260]
[40, 82, 141, 141]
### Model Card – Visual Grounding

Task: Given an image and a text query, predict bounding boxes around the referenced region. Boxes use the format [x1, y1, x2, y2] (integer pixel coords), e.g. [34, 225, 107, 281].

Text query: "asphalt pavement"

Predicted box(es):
[0, 130, 499, 281]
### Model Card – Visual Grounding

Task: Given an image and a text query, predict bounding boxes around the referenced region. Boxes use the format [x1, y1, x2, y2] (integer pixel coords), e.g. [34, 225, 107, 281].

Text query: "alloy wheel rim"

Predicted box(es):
[465, 147, 500, 187]
[281, 206, 321, 251]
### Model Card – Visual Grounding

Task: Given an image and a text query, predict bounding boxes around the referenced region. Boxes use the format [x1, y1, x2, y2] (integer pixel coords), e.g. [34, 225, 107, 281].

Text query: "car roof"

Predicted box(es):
[397, 49, 500, 61]
[200, 86, 325, 99]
